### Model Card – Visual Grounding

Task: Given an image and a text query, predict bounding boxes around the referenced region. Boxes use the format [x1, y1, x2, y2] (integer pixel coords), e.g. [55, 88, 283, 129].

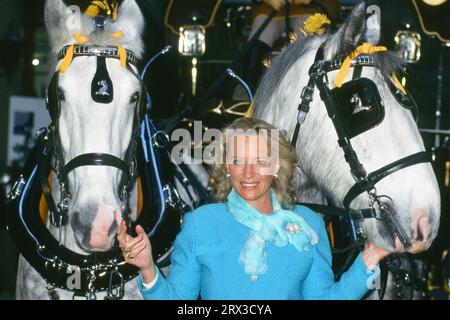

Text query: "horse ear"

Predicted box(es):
[323, 1, 367, 60]
[113, 0, 145, 58]
[365, 4, 381, 45]
[45, 0, 84, 52]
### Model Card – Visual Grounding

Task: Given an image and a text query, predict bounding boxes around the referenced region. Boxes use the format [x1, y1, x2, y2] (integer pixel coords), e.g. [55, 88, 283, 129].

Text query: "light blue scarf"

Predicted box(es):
[226, 188, 319, 275]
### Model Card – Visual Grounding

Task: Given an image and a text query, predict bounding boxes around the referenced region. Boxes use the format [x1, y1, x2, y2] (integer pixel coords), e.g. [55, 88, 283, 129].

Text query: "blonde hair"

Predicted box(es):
[208, 117, 298, 209]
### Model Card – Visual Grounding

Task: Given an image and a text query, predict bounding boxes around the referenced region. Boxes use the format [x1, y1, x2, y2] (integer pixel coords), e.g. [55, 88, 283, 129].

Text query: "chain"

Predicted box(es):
[46, 283, 60, 300]
[105, 263, 125, 300]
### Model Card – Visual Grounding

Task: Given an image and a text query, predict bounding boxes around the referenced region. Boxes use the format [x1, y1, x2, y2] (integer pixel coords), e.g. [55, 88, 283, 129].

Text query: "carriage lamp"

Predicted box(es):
[394, 30, 421, 63]
[178, 25, 206, 57]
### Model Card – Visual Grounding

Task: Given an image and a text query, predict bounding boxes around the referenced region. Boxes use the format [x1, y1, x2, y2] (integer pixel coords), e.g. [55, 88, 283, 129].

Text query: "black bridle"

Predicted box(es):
[292, 43, 432, 249]
[44, 43, 147, 232]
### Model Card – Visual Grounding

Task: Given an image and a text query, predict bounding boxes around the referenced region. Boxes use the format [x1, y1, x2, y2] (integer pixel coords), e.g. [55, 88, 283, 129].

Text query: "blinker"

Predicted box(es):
[91, 56, 114, 104]
[330, 78, 385, 139]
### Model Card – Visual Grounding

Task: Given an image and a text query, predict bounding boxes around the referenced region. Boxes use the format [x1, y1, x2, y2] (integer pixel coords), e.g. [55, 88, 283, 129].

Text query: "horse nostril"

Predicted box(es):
[71, 211, 82, 228]
[415, 216, 430, 242]
[416, 223, 424, 242]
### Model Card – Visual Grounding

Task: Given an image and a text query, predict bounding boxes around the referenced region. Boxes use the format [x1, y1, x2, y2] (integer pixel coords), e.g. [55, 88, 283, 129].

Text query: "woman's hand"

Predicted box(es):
[117, 221, 156, 283]
[361, 242, 391, 270]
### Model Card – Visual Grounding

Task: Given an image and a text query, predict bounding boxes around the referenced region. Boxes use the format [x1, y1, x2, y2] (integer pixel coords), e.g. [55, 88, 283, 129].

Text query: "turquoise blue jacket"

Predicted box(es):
[138, 203, 377, 300]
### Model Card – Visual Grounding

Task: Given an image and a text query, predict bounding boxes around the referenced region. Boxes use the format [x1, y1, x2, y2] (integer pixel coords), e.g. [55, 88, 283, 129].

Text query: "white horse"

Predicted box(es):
[252, 1, 441, 296]
[15, 0, 208, 300]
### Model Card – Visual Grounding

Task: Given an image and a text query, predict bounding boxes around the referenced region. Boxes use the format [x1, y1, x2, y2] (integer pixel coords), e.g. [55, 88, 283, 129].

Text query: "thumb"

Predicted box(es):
[135, 224, 146, 236]
[119, 220, 127, 232]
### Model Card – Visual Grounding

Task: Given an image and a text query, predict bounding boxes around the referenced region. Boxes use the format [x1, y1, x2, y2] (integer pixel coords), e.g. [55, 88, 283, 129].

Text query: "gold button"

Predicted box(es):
[250, 275, 258, 281]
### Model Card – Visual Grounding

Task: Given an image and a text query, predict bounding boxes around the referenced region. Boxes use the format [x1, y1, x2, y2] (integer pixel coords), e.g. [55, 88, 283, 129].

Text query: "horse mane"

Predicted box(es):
[254, 35, 326, 109]
[372, 51, 404, 84]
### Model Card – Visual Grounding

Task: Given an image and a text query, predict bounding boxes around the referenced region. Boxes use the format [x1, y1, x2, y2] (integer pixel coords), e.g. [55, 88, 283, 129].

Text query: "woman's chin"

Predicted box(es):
[235, 188, 264, 201]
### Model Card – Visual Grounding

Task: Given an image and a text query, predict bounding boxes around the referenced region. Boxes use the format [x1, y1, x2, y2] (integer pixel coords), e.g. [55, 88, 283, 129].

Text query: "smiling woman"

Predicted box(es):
[118, 117, 392, 300]
[209, 117, 297, 212]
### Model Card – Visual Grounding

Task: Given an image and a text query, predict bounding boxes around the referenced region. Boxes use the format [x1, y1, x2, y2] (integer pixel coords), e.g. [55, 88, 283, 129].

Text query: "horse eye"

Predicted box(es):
[58, 88, 65, 101]
[130, 92, 140, 103]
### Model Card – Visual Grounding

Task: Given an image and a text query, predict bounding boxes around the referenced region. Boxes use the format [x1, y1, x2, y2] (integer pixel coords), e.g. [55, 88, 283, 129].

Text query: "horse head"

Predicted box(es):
[253, 1, 440, 254]
[44, 0, 145, 253]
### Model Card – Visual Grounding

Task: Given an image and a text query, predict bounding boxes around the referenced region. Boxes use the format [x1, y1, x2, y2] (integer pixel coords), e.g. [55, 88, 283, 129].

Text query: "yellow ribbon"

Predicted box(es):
[85, 4, 100, 18]
[118, 46, 127, 68]
[58, 33, 127, 73]
[58, 45, 74, 74]
[114, 32, 127, 67]
[245, 101, 254, 118]
[333, 42, 387, 88]
[74, 33, 89, 44]
[112, 31, 124, 39]
[59, 33, 90, 73]
[391, 73, 407, 95]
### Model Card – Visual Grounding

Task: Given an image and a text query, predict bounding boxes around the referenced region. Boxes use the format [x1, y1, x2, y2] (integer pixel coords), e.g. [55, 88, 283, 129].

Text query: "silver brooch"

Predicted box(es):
[285, 222, 301, 234]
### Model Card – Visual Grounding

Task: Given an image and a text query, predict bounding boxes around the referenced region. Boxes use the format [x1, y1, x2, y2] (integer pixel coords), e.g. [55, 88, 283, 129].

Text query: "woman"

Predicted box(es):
[117, 117, 390, 299]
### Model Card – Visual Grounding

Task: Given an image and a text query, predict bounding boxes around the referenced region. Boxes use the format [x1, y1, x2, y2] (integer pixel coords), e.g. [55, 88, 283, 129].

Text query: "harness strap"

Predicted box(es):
[343, 151, 432, 209]
[153, 132, 211, 204]
[38, 164, 64, 226]
[62, 153, 130, 177]
[315, 74, 368, 181]
[58, 33, 131, 73]
[291, 45, 326, 146]
[35, 134, 66, 226]
[291, 76, 316, 146]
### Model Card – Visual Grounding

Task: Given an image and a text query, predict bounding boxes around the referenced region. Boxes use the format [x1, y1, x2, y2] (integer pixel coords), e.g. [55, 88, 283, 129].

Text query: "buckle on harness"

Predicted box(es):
[7, 175, 26, 201]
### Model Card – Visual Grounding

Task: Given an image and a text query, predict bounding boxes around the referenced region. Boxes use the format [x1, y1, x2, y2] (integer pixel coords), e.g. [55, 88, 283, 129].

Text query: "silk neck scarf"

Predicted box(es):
[226, 188, 319, 275]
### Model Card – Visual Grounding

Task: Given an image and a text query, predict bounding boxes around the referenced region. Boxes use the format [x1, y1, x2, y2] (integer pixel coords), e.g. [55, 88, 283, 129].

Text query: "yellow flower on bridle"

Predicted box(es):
[302, 13, 331, 36]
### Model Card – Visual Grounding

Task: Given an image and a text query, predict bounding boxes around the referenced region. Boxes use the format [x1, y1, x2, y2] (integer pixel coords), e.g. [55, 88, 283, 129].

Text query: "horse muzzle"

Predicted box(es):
[70, 201, 122, 252]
